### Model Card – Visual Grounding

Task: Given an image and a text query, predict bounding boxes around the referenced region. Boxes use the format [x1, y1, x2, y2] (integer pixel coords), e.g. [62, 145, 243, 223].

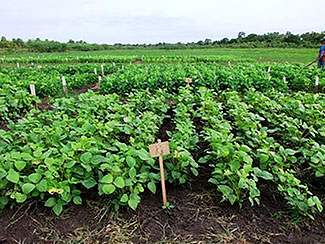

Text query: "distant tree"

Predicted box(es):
[238, 32, 246, 39]
[0, 36, 10, 48]
[204, 38, 212, 45]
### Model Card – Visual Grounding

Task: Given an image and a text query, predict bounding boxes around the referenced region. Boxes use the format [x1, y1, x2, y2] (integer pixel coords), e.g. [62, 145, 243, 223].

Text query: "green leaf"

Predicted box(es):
[53, 203, 63, 216]
[135, 149, 151, 161]
[102, 184, 116, 194]
[147, 182, 156, 194]
[191, 167, 199, 176]
[0, 196, 9, 206]
[15, 161, 27, 171]
[81, 178, 96, 189]
[111, 165, 122, 173]
[45, 197, 56, 207]
[80, 152, 92, 164]
[92, 155, 106, 164]
[36, 179, 48, 192]
[218, 185, 233, 196]
[259, 154, 269, 164]
[114, 177, 125, 188]
[129, 167, 136, 178]
[254, 168, 273, 180]
[73, 196, 82, 205]
[126, 156, 136, 167]
[100, 174, 113, 184]
[284, 149, 296, 155]
[230, 161, 240, 171]
[120, 194, 128, 203]
[22, 183, 35, 194]
[21, 152, 33, 161]
[128, 194, 140, 210]
[6, 169, 20, 183]
[15, 192, 27, 203]
[28, 173, 41, 183]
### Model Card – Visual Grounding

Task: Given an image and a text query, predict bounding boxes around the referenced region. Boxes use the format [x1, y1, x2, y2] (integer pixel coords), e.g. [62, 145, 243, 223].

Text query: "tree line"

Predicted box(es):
[1, 31, 324, 53]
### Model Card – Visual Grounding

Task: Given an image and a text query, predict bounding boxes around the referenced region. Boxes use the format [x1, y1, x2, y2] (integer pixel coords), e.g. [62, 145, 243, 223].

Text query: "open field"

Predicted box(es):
[0, 48, 319, 63]
[0, 51, 325, 243]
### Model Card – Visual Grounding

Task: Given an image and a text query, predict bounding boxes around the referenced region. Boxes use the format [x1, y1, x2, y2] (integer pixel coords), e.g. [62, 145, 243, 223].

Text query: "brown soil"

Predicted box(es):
[38, 99, 53, 111]
[156, 107, 176, 142]
[71, 82, 99, 95]
[0, 120, 8, 131]
[0, 172, 324, 244]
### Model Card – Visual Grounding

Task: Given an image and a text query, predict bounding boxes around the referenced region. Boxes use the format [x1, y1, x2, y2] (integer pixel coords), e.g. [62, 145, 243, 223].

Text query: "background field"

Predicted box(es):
[1, 48, 318, 63]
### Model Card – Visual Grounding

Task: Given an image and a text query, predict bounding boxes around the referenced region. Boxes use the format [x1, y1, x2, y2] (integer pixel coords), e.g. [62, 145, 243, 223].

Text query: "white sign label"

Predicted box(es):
[30, 84, 36, 95]
[267, 67, 271, 73]
[62, 76, 66, 86]
[316, 76, 319, 86]
[94, 68, 97, 75]
[98, 76, 102, 82]
[17, 63, 20, 68]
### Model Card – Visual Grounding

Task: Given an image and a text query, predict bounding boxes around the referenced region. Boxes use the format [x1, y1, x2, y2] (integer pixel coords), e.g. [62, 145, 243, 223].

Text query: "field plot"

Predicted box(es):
[0, 53, 325, 243]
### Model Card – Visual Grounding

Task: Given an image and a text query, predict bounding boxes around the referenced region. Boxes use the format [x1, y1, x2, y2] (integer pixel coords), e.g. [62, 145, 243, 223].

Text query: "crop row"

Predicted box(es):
[0, 87, 324, 218]
[0, 64, 120, 121]
[100, 63, 325, 95]
[1, 55, 253, 64]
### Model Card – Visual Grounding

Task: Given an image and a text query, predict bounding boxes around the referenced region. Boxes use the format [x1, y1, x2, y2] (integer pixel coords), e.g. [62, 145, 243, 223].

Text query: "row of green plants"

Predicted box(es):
[195, 88, 324, 218]
[0, 64, 120, 121]
[0, 86, 324, 218]
[1, 55, 253, 64]
[0, 88, 208, 214]
[100, 63, 325, 95]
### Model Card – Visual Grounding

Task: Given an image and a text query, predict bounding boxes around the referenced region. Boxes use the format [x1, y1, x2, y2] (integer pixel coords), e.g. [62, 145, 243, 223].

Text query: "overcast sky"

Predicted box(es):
[0, 0, 323, 44]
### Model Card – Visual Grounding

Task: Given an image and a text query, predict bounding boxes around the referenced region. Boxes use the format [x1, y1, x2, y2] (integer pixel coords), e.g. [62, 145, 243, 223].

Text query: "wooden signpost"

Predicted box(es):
[315, 76, 319, 94]
[30, 84, 38, 109]
[149, 139, 170, 206]
[62, 76, 67, 93]
[185, 77, 192, 85]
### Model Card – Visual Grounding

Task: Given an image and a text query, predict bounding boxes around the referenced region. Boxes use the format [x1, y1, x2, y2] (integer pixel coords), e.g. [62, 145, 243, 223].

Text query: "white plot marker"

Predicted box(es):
[62, 76, 67, 93]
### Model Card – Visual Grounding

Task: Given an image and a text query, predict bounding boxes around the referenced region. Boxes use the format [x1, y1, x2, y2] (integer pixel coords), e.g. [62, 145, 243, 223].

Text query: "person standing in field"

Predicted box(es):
[317, 38, 325, 69]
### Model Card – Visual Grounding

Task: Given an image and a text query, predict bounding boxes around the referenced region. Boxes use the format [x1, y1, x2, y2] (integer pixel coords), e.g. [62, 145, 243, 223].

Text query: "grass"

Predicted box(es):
[1, 48, 319, 63]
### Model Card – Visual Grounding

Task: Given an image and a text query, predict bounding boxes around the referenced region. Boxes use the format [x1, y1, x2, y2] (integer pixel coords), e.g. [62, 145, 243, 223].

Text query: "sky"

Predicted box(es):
[0, 0, 323, 44]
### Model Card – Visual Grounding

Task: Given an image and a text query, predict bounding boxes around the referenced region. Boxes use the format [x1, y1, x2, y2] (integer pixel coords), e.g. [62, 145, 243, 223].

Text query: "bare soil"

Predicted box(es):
[0, 171, 324, 244]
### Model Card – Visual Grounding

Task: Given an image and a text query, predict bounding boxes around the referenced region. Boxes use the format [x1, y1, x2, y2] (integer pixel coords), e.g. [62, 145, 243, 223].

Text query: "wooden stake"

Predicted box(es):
[62, 76, 67, 93]
[149, 139, 170, 206]
[315, 76, 319, 94]
[158, 139, 167, 206]
[101, 65, 104, 76]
